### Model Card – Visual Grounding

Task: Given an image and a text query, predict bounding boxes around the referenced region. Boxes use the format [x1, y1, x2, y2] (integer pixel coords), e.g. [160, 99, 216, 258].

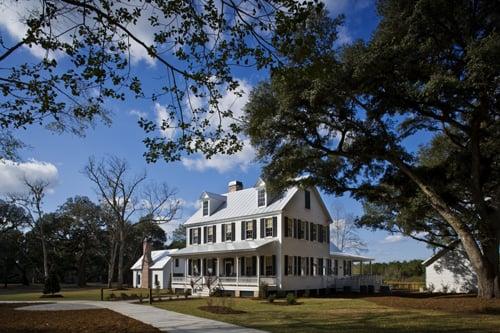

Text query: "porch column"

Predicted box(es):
[200, 257, 204, 285]
[256, 255, 260, 286]
[216, 257, 220, 276]
[236, 256, 239, 286]
[184, 258, 188, 288]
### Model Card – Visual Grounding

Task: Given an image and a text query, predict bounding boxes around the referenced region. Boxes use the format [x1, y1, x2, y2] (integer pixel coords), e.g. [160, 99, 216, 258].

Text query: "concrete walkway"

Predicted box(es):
[3, 300, 267, 333]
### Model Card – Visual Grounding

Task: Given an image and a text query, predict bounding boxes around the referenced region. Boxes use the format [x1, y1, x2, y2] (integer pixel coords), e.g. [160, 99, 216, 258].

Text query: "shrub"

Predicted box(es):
[184, 289, 191, 299]
[267, 294, 276, 303]
[286, 293, 297, 305]
[43, 271, 60, 295]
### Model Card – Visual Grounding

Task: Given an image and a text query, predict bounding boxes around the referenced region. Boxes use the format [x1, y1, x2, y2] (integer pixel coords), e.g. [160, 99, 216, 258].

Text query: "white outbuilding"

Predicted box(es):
[422, 241, 477, 294]
[131, 239, 185, 289]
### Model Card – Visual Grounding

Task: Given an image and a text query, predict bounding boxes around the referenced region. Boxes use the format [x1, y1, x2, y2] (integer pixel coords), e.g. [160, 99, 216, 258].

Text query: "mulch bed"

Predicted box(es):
[0, 303, 160, 333]
[39, 294, 64, 298]
[198, 305, 246, 314]
[365, 294, 500, 315]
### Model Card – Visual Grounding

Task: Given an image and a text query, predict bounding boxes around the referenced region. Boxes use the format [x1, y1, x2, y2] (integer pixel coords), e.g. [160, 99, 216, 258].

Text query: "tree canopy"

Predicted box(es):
[244, 0, 500, 298]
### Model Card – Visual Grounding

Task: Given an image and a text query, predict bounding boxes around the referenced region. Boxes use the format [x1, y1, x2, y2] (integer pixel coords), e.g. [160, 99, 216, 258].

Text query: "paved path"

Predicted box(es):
[2, 300, 267, 333]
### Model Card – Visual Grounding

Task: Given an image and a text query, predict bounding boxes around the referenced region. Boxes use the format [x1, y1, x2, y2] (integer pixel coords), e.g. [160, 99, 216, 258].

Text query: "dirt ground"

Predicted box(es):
[0, 303, 160, 333]
[364, 293, 500, 314]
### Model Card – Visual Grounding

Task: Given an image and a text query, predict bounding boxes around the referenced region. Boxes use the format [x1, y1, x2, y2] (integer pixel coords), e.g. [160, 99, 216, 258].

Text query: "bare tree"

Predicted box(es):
[8, 178, 51, 278]
[84, 156, 146, 289]
[140, 182, 181, 224]
[330, 204, 367, 254]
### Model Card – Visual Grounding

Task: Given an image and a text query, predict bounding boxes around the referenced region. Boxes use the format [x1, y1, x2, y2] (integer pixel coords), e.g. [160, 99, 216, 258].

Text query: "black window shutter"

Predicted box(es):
[272, 216, 277, 237]
[272, 255, 276, 275]
[203, 258, 207, 275]
[260, 256, 264, 276]
[188, 259, 192, 275]
[298, 256, 302, 276]
[326, 225, 330, 243]
[310, 257, 314, 275]
[293, 219, 298, 238]
[252, 256, 257, 276]
[189, 228, 193, 245]
[319, 225, 323, 243]
[222, 224, 226, 242]
[240, 257, 245, 276]
[284, 255, 288, 276]
[241, 221, 246, 240]
[197, 227, 201, 244]
[213, 225, 217, 243]
[305, 257, 309, 275]
[298, 220, 302, 239]
[260, 219, 265, 238]
[203, 226, 207, 243]
[284, 217, 289, 237]
[310, 223, 314, 241]
[305, 221, 309, 240]
[252, 220, 257, 239]
[231, 222, 235, 241]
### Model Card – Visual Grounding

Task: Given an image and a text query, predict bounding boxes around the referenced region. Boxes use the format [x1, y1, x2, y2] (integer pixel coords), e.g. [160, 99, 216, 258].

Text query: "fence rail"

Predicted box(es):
[384, 281, 425, 291]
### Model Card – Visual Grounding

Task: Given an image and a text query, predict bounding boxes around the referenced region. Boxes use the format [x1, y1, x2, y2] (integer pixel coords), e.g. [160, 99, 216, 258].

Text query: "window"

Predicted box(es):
[225, 224, 233, 241]
[334, 259, 338, 275]
[318, 258, 324, 276]
[207, 226, 214, 242]
[257, 188, 266, 206]
[298, 220, 304, 239]
[175, 258, 179, 267]
[202, 200, 209, 216]
[154, 274, 159, 286]
[192, 228, 200, 244]
[245, 221, 254, 239]
[265, 256, 274, 276]
[265, 218, 273, 237]
[286, 217, 292, 237]
[137, 273, 141, 286]
[305, 190, 311, 209]
[286, 256, 293, 276]
[311, 224, 317, 241]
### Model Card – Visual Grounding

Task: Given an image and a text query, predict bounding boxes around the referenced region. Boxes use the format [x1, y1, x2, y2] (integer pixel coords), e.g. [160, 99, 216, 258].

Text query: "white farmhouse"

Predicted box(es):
[423, 241, 477, 293]
[169, 179, 380, 297]
[131, 240, 185, 289]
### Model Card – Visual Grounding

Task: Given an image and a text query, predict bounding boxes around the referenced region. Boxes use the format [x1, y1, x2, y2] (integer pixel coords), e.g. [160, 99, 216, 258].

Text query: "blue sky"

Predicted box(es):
[0, 0, 433, 262]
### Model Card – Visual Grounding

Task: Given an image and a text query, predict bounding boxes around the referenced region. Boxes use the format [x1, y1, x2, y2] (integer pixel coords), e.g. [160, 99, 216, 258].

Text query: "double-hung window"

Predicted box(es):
[202, 200, 209, 216]
[225, 224, 232, 241]
[265, 256, 273, 276]
[207, 226, 214, 243]
[257, 188, 266, 206]
[265, 218, 273, 237]
[245, 221, 254, 239]
[286, 218, 293, 237]
[192, 228, 200, 244]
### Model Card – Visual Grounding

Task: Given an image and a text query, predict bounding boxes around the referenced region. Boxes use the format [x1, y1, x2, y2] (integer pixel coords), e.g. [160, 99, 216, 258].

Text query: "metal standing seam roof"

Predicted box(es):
[184, 187, 298, 225]
[169, 239, 277, 256]
[130, 249, 179, 270]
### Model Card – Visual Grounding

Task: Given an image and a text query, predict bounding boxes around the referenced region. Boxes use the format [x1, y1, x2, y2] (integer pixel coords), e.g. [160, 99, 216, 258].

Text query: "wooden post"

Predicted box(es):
[100, 288, 104, 301]
[149, 288, 153, 304]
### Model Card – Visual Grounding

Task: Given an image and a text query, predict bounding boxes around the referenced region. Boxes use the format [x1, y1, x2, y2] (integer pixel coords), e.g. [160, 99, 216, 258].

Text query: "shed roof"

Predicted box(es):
[421, 240, 461, 267]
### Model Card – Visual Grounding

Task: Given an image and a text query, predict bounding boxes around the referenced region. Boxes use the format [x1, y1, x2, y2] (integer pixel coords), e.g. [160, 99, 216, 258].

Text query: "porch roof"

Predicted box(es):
[330, 251, 374, 261]
[170, 239, 277, 256]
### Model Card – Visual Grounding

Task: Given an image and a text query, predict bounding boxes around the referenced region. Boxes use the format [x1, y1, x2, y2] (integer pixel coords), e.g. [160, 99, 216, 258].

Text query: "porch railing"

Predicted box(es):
[171, 275, 277, 287]
[333, 275, 382, 291]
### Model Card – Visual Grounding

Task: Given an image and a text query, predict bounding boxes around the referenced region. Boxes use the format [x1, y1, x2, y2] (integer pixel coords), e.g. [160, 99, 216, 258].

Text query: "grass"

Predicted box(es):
[154, 296, 500, 333]
[0, 303, 159, 333]
[0, 285, 157, 301]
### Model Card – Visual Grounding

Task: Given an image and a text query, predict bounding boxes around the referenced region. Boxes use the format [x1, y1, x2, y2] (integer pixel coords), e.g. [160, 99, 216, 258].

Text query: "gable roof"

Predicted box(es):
[130, 249, 178, 270]
[422, 240, 461, 267]
[185, 186, 298, 225]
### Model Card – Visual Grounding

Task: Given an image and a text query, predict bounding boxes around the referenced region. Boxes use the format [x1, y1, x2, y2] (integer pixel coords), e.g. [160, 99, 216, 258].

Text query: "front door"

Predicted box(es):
[224, 258, 234, 276]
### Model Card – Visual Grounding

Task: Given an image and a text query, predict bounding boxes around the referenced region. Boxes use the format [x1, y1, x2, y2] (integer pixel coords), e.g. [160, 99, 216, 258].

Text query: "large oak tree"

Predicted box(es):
[244, 0, 500, 298]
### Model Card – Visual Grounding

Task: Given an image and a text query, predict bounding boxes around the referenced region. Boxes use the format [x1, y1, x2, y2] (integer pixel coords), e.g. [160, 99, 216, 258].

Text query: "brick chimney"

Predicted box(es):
[140, 237, 153, 288]
[228, 180, 243, 192]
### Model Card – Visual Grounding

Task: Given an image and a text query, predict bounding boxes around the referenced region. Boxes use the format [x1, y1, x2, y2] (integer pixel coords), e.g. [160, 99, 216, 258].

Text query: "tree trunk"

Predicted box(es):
[40, 232, 49, 279]
[77, 250, 87, 287]
[392, 158, 499, 298]
[117, 227, 125, 289]
[107, 241, 118, 288]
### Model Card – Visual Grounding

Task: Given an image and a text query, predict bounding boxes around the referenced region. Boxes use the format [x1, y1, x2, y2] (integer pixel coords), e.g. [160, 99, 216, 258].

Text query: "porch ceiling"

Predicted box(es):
[330, 251, 374, 261]
[170, 239, 277, 257]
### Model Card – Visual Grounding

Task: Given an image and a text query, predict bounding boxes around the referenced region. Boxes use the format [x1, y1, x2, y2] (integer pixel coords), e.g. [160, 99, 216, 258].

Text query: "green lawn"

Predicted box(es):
[154, 297, 500, 333]
[0, 285, 154, 301]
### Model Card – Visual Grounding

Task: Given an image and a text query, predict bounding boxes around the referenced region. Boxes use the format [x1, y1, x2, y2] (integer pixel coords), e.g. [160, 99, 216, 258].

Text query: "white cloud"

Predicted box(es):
[381, 234, 405, 244]
[323, 0, 372, 15]
[129, 109, 147, 119]
[337, 25, 352, 45]
[0, 159, 59, 196]
[182, 138, 256, 173]
[154, 103, 176, 139]
[180, 79, 256, 173]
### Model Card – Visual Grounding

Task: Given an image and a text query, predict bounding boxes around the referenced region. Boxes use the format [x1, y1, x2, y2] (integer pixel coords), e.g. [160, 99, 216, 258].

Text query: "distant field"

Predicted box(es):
[155, 295, 500, 333]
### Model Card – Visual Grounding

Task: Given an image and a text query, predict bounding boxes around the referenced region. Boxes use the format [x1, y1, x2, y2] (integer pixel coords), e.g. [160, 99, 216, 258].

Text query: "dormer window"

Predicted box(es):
[305, 190, 311, 209]
[257, 188, 266, 207]
[202, 200, 209, 216]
